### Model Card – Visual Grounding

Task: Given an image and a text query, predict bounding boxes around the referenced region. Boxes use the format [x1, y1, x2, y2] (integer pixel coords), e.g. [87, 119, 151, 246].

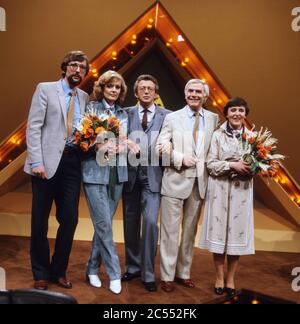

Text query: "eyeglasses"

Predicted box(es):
[138, 86, 156, 93]
[68, 63, 87, 71]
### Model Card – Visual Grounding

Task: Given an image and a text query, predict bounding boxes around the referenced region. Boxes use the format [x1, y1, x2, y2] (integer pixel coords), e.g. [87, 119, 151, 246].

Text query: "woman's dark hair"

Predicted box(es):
[223, 97, 250, 116]
[60, 50, 89, 77]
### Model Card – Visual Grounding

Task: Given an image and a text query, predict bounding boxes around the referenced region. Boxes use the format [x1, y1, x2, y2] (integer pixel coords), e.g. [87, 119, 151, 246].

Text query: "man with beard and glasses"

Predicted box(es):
[156, 79, 219, 293]
[24, 51, 89, 291]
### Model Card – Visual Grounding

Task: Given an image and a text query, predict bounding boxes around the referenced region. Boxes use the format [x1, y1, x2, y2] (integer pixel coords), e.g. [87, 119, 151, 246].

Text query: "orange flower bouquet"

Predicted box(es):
[241, 127, 285, 177]
[73, 108, 122, 152]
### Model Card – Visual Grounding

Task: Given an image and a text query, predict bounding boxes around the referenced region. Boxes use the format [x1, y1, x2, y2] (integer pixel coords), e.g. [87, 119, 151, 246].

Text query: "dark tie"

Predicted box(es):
[142, 109, 148, 131]
[67, 90, 76, 138]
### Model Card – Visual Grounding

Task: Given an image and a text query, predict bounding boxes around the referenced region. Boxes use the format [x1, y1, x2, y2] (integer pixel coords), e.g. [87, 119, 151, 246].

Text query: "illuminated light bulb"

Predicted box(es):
[112, 57, 117, 61]
[168, 38, 173, 43]
[112, 51, 117, 57]
[297, 198, 300, 204]
[184, 57, 190, 63]
[144, 37, 150, 42]
[181, 61, 187, 67]
[8, 159, 12, 163]
[177, 35, 185, 42]
[252, 300, 260, 305]
[130, 51, 134, 55]
[92, 69, 97, 74]
[147, 24, 153, 29]
[217, 99, 223, 104]
[290, 196, 296, 202]
[274, 177, 279, 183]
[17, 140, 21, 145]
[131, 40, 137, 45]
[213, 101, 217, 107]
[201, 78, 207, 82]
[148, 18, 154, 24]
[166, 42, 171, 47]
[132, 34, 137, 40]
[280, 179, 286, 184]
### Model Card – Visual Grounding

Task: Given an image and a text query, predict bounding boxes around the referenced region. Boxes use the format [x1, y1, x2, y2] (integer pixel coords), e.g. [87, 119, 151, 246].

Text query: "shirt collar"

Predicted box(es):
[186, 105, 204, 118]
[138, 103, 156, 114]
[103, 98, 116, 112]
[61, 79, 76, 95]
[226, 122, 244, 137]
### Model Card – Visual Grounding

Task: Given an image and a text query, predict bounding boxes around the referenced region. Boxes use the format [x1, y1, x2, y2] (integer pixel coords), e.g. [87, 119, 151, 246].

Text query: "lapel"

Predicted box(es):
[196, 109, 210, 156]
[180, 106, 195, 153]
[56, 81, 67, 126]
[130, 106, 143, 132]
[77, 89, 86, 115]
[148, 106, 165, 146]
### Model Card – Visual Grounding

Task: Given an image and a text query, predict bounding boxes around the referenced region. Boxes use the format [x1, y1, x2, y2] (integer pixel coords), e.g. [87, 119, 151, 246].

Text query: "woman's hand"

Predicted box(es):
[127, 139, 140, 155]
[229, 161, 251, 175]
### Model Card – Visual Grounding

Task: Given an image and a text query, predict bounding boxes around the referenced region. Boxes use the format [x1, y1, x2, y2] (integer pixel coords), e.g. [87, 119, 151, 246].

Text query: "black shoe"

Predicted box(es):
[214, 287, 225, 295]
[143, 281, 157, 292]
[121, 271, 141, 282]
[225, 287, 236, 299]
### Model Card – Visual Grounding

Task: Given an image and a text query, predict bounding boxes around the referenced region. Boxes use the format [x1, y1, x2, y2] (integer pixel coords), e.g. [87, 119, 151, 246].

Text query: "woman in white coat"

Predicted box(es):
[199, 97, 254, 298]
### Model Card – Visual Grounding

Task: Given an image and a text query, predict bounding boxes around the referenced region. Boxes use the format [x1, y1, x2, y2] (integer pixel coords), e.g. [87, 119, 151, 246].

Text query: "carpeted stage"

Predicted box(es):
[0, 236, 299, 304]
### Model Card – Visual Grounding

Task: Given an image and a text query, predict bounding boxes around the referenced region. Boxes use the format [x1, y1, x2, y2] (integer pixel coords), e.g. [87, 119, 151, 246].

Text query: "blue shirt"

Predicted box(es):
[186, 105, 205, 147]
[61, 79, 81, 145]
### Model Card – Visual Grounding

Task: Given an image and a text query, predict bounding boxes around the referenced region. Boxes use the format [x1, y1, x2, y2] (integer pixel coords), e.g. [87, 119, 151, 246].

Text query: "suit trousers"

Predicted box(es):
[84, 182, 123, 280]
[123, 166, 161, 282]
[30, 150, 81, 280]
[160, 180, 202, 281]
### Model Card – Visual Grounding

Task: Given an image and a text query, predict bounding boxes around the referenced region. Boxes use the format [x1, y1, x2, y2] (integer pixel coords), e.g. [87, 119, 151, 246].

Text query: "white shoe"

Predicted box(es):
[87, 274, 102, 288]
[109, 279, 122, 294]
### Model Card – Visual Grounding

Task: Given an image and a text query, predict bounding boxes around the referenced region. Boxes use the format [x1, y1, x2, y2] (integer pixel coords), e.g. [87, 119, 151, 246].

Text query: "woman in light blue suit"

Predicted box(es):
[82, 70, 128, 294]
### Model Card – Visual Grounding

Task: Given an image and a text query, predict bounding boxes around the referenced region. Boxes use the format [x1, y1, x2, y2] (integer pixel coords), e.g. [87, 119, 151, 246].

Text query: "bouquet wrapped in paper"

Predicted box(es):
[73, 108, 122, 152]
[240, 126, 285, 177]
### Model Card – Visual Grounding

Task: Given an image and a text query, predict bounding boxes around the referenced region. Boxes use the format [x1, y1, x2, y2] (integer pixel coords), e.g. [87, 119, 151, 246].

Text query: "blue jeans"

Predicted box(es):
[84, 183, 123, 280]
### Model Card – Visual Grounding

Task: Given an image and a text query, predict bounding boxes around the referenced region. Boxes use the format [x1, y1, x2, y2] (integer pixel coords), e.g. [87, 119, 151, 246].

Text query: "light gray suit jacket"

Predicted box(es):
[81, 100, 128, 185]
[24, 80, 89, 179]
[156, 106, 219, 200]
[124, 105, 171, 193]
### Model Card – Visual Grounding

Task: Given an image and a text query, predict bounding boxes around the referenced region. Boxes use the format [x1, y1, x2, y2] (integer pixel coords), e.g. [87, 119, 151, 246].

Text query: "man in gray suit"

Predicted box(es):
[122, 75, 171, 292]
[24, 51, 89, 291]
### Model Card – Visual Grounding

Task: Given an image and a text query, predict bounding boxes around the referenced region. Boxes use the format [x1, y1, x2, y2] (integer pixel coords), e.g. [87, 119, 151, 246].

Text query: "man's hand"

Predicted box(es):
[32, 165, 48, 179]
[158, 142, 172, 155]
[230, 161, 251, 175]
[182, 155, 198, 168]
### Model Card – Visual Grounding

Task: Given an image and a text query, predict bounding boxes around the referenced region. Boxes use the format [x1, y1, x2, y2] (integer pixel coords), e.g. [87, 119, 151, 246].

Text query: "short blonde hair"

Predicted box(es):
[92, 70, 127, 104]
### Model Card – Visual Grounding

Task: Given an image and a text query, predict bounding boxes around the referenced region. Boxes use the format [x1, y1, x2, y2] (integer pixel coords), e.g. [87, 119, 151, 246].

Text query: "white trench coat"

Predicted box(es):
[199, 122, 255, 255]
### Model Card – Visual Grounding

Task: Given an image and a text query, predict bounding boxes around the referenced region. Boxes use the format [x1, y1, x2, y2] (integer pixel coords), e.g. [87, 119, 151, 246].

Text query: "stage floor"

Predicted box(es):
[0, 236, 299, 304]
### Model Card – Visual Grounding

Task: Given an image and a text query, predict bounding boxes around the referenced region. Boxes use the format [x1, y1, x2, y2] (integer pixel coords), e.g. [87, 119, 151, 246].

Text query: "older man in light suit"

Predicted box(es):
[24, 51, 89, 291]
[156, 79, 219, 293]
[122, 75, 171, 292]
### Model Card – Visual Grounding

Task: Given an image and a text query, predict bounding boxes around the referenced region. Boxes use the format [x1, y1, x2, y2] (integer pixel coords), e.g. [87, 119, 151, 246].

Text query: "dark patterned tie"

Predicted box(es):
[142, 109, 148, 131]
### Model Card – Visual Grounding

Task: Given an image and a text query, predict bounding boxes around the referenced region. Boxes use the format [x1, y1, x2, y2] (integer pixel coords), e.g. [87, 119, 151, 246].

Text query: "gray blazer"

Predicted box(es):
[124, 105, 171, 193]
[24, 80, 89, 179]
[81, 100, 128, 185]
